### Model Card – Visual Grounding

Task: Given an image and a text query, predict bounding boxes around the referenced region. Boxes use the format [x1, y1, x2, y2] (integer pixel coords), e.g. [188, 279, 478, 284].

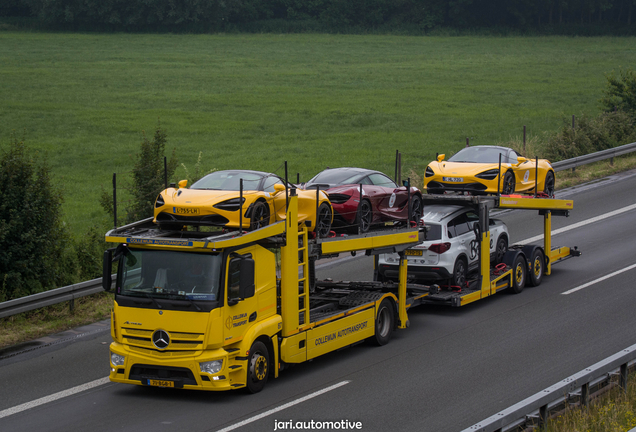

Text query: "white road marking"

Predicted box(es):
[516, 203, 636, 245]
[561, 263, 636, 295]
[215, 381, 351, 432]
[0, 377, 110, 419]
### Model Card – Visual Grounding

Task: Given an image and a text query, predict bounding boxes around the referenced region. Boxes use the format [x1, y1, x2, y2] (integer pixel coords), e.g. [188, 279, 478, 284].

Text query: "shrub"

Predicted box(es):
[0, 135, 78, 301]
[600, 68, 636, 119]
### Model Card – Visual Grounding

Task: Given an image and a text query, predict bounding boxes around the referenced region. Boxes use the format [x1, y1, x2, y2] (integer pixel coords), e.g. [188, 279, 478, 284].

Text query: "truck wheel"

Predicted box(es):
[509, 254, 527, 294]
[371, 298, 394, 346]
[528, 248, 545, 287]
[246, 341, 269, 393]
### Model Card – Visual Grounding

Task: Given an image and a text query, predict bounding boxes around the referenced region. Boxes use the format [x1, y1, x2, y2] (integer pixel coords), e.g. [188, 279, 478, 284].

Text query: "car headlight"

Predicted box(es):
[214, 198, 245, 211]
[155, 194, 165, 208]
[111, 352, 125, 366]
[475, 169, 500, 180]
[200, 360, 223, 374]
[425, 167, 435, 177]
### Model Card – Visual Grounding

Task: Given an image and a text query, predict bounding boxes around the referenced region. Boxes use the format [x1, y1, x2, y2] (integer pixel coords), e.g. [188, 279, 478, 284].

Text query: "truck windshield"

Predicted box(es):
[117, 249, 222, 302]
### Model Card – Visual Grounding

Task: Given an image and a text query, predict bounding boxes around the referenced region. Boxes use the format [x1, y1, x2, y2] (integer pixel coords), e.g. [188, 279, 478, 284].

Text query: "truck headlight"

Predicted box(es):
[111, 352, 125, 366]
[200, 360, 223, 374]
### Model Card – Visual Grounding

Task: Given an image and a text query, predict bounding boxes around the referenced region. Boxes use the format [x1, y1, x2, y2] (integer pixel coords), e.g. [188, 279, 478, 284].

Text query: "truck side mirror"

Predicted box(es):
[239, 258, 255, 299]
[103, 249, 113, 292]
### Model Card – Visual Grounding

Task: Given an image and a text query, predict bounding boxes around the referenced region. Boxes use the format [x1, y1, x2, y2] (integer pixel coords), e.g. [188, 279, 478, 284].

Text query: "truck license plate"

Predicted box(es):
[404, 250, 423, 256]
[443, 177, 464, 182]
[147, 379, 174, 388]
[173, 207, 200, 215]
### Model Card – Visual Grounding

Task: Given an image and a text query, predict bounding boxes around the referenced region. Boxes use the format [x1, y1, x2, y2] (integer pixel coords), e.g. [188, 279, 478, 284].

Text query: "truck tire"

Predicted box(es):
[508, 253, 527, 294]
[371, 298, 395, 346]
[527, 248, 545, 287]
[246, 341, 269, 393]
[451, 257, 467, 288]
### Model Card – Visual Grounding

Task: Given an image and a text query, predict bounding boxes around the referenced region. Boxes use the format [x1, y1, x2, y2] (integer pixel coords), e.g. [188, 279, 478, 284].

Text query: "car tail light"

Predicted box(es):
[425, 167, 435, 177]
[327, 193, 352, 204]
[428, 242, 451, 254]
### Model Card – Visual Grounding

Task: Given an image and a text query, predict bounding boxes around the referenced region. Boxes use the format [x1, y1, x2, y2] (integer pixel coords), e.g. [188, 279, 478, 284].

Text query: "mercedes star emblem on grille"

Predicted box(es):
[152, 330, 170, 349]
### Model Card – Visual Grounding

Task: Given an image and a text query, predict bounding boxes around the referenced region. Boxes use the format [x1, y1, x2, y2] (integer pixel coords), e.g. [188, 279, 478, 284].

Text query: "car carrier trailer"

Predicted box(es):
[103, 190, 578, 393]
[375, 194, 580, 307]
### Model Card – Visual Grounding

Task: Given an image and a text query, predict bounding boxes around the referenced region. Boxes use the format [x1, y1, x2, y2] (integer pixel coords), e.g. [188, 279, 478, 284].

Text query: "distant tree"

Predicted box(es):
[600, 68, 636, 118]
[100, 122, 178, 225]
[0, 135, 77, 301]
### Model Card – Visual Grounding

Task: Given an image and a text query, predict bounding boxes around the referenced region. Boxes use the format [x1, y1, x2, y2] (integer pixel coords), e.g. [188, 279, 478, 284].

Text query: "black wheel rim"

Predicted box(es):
[316, 205, 331, 238]
[454, 261, 466, 286]
[502, 174, 514, 195]
[544, 173, 555, 196]
[497, 239, 507, 262]
[359, 201, 371, 232]
[251, 204, 268, 230]
[411, 197, 422, 222]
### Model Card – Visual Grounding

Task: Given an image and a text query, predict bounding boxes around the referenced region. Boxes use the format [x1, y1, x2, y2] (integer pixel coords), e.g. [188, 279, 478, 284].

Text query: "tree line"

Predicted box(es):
[1, 0, 635, 33]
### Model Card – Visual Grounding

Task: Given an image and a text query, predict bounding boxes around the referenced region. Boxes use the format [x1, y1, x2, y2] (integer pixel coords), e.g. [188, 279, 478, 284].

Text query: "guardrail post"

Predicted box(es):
[69, 298, 75, 313]
[539, 404, 548, 428]
[620, 362, 628, 392]
[582, 382, 589, 406]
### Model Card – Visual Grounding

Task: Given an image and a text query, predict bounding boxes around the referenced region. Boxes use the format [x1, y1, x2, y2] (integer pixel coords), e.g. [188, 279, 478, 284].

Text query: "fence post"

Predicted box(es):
[523, 125, 526, 153]
[112, 173, 117, 228]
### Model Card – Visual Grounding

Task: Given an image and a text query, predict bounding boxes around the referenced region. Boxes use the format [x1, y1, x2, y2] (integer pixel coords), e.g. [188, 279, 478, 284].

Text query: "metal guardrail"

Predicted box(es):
[463, 343, 636, 432]
[552, 141, 636, 172]
[1, 142, 636, 319]
[0, 277, 106, 319]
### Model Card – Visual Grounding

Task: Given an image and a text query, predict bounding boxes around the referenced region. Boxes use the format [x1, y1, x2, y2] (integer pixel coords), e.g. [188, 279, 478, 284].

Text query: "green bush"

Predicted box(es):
[0, 135, 78, 301]
[601, 68, 636, 119]
[544, 111, 636, 162]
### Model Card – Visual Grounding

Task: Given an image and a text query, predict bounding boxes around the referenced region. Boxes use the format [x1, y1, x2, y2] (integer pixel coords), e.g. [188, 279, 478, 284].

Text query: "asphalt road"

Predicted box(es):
[1, 169, 636, 432]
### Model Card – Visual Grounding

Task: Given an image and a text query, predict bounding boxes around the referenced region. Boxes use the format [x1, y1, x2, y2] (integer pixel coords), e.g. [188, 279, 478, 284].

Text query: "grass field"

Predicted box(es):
[1, 32, 635, 235]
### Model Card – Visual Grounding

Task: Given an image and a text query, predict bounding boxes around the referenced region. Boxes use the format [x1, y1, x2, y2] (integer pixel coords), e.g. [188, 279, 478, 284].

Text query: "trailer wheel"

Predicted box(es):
[527, 248, 544, 287]
[371, 299, 394, 346]
[246, 341, 269, 393]
[509, 254, 527, 294]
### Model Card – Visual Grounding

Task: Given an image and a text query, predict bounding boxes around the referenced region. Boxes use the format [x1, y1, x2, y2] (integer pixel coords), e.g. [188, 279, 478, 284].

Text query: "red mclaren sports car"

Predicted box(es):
[303, 167, 422, 233]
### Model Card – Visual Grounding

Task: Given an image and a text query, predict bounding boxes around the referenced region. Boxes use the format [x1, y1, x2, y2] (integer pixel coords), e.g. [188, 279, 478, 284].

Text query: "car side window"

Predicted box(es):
[368, 173, 397, 188]
[263, 176, 284, 193]
[449, 214, 471, 236]
[466, 211, 479, 230]
[507, 150, 518, 164]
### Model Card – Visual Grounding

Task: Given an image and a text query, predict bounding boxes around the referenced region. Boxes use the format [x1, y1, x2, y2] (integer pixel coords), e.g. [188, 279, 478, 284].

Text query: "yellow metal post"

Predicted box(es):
[281, 193, 299, 337]
[544, 210, 552, 275]
[397, 254, 409, 329]
[480, 230, 491, 295]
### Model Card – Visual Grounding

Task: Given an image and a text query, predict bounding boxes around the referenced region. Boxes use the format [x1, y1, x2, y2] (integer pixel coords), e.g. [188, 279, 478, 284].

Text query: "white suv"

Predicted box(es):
[376, 205, 509, 287]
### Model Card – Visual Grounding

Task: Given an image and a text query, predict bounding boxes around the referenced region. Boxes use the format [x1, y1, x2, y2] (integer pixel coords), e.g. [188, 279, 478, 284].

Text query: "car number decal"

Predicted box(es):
[523, 170, 530, 182]
[389, 193, 396, 207]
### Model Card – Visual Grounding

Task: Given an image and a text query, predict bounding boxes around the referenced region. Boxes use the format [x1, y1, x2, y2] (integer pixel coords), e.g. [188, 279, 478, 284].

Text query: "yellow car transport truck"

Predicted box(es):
[103, 190, 578, 393]
[103, 190, 427, 393]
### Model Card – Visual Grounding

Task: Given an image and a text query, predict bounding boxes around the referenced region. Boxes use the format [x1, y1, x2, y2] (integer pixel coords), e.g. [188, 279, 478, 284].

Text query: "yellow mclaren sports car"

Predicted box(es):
[153, 170, 333, 237]
[424, 145, 555, 196]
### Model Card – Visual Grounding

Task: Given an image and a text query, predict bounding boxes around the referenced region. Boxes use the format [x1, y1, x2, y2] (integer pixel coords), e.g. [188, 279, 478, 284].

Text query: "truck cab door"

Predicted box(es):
[223, 254, 258, 345]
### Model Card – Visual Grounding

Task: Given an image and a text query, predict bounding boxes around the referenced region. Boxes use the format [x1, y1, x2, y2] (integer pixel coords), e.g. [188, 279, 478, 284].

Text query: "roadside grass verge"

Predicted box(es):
[0, 292, 112, 350]
[541, 372, 636, 432]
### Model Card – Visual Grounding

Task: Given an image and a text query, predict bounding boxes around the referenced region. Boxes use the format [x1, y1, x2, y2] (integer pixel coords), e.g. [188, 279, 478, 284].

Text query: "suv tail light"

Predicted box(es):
[428, 242, 451, 254]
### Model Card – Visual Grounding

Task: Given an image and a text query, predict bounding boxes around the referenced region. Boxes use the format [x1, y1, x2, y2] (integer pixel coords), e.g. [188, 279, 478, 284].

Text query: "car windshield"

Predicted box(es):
[448, 147, 510, 164]
[191, 171, 264, 191]
[117, 249, 221, 302]
[307, 170, 366, 187]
